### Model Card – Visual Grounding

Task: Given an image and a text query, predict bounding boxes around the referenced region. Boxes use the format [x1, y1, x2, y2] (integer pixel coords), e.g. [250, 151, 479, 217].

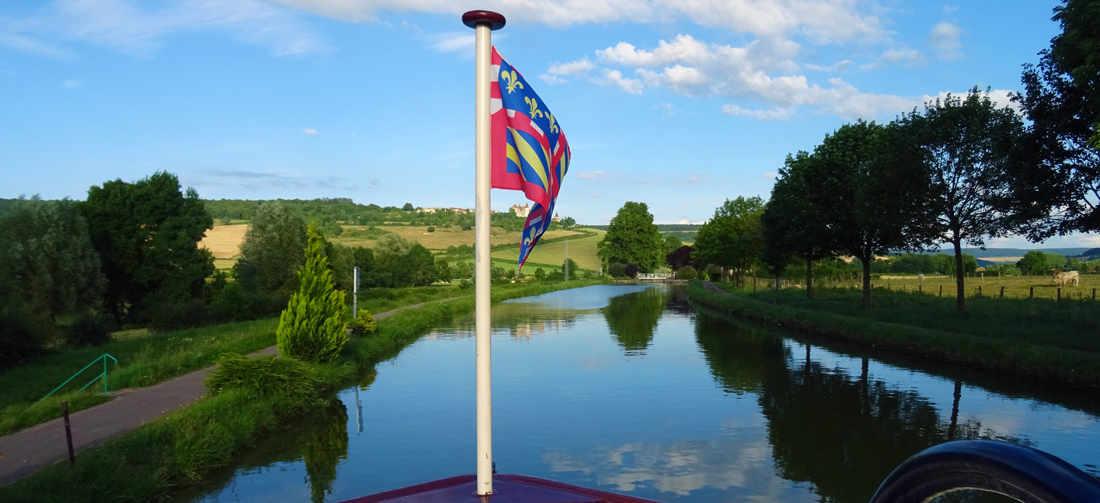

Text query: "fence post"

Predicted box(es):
[1057, 287, 1061, 301]
[918, 284, 923, 294]
[1000, 286, 1005, 298]
[63, 401, 75, 465]
[977, 285, 982, 297]
[1029, 286, 1034, 299]
[938, 285, 943, 297]
[1093, 288, 1096, 301]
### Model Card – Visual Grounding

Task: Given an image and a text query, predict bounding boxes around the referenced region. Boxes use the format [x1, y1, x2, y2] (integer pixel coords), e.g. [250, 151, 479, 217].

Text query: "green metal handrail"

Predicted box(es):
[39, 353, 119, 402]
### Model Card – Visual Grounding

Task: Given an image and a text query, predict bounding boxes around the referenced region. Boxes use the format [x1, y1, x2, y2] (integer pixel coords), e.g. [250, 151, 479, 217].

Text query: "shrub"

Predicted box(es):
[534, 268, 547, 281]
[0, 304, 45, 368]
[349, 310, 377, 336]
[147, 299, 207, 332]
[276, 227, 349, 362]
[65, 312, 112, 346]
[608, 262, 628, 278]
[205, 354, 329, 413]
[458, 278, 473, 289]
[624, 264, 640, 278]
[426, 226, 435, 233]
[677, 265, 698, 280]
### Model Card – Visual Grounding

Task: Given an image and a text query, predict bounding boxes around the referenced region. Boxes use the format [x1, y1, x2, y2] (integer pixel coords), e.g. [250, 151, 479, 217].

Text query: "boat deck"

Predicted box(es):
[344, 474, 655, 503]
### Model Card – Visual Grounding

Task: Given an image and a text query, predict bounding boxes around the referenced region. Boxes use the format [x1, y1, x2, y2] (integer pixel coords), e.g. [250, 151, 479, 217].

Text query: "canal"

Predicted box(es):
[191, 284, 1100, 502]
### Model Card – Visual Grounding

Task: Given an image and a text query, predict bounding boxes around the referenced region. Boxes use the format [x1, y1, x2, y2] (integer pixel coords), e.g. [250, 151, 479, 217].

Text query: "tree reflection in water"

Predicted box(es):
[603, 287, 667, 355]
[692, 312, 1024, 502]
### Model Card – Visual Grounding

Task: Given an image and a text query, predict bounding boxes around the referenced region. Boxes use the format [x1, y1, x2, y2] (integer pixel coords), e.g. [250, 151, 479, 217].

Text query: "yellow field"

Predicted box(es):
[491, 229, 605, 270]
[199, 224, 248, 260]
[817, 274, 1098, 301]
[334, 225, 584, 251]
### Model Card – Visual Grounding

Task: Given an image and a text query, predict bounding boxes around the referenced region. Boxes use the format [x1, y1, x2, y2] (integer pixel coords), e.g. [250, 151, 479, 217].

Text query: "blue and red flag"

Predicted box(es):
[490, 47, 571, 270]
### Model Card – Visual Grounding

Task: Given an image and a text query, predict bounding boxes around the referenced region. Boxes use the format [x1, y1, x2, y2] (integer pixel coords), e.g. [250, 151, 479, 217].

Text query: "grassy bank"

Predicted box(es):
[0, 282, 557, 436]
[687, 281, 1100, 389]
[0, 279, 602, 502]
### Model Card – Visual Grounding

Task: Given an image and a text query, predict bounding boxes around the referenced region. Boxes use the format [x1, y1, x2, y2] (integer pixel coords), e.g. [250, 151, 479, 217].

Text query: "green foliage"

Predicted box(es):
[349, 309, 377, 336]
[559, 216, 577, 228]
[534, 267, 547, 281]
[604, 288, 666, 353]
[598, 202, 663, 272]
[1017, 251, 1068, 275]
[64, 312, 113, 347]
[0, 303, 47, 368]
[205, 354, 334, 412]
[370, 235, 437, 287]
[0, 199, 106, 323]
[676, 265, 698, 280]
[695, 197, 765, 284]
[562, 258, 578, 279]
[233, 202, 307, 296]
[435, 259, 452, 283]
[82, 172, 214, 322]
[1015, 0, 1100, 236]
[426, 225, 435, 233]
[901, 89, 1026, 311]
[662, 235, 683, 256]
[277, 227, 349, 362]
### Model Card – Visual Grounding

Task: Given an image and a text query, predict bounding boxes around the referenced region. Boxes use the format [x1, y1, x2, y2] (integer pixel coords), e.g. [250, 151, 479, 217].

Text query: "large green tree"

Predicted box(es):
[82, 172, 213, 321]
[1014, 0, 1100, 236]
[901, 90, 1026, 312]
[762, 152, 836, 297]
[694, 197, 765, 286]
[276, 226, 348, 362]
[598, 202, 663, 272]
[0, 199, 105, 321]
[233, 202, 307, 296]
[811, 121, 930, 307]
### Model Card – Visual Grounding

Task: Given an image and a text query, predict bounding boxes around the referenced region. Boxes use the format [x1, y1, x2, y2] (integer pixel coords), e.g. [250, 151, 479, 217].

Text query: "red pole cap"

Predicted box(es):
[462, 10, 506, 30]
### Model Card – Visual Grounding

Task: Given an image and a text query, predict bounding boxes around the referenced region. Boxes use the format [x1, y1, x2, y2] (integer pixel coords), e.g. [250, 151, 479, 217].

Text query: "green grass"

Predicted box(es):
[0, 318, 277, 436]
[811, 273, 1098, 301]
[0, 279, 604, 502]
[688, 281, 1100, 389]
[490, 228, 605, 271]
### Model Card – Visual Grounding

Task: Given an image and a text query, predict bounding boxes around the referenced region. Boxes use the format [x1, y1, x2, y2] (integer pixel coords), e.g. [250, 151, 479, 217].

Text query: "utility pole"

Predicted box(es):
[352, 266, 360, 318]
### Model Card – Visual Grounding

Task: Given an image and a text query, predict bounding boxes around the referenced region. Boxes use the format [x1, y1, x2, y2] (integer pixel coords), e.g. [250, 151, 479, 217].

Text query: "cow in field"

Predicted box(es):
[1053, 270, 1080, 287]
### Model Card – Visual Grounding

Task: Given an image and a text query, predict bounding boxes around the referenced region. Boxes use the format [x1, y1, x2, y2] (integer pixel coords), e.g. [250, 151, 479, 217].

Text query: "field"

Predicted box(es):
[335, 224, 584, 251]
[812, 274, 1098, 301]
[198, 223, 589, 269]
[491, 228, 605, 270]
[199, 223, 247, 270]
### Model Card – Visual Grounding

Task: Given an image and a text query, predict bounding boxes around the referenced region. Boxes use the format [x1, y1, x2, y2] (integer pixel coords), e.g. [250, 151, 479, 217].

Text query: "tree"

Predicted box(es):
[902, 90, 1026, 311]
[276, 227, 348, 362]
[562, 258, 578, 280]
[810, 122, 930, 306]
[0, 199, 105, 321]
[1017, 251, 1067, 275]
[598, 202, 663, 272]
[762, 152, 836, 297]
[694, 197, 765, 286]
[234, 202, 307, 296]
[666, 245, 695, 269]
[559, 216, 577, 228]
[1013, 0, 1100, 236]
[402, 202, 415, 211]
[82, 172, 214, 321]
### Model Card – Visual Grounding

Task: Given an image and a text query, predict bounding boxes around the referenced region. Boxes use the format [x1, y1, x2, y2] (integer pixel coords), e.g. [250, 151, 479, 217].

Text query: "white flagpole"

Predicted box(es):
[463, 9, 504, 496]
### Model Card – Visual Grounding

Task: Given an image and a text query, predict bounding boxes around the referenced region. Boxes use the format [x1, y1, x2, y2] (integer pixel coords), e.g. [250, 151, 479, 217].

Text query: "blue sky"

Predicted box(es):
[1, 0, 1095, 248]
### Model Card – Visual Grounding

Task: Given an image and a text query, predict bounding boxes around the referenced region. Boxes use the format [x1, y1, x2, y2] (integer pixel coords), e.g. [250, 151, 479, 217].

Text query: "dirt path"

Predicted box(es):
[0, 301, 434, 486]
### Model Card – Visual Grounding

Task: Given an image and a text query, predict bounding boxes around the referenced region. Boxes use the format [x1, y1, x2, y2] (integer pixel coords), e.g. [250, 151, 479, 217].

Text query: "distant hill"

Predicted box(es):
[955, 247, 1091, 258]
[1080, 248, 1100, 259]
[587, 223, 700, 241]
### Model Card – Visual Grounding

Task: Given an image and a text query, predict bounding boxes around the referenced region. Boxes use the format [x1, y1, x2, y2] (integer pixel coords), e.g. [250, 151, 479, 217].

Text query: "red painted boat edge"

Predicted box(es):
[342, 474, 656, 502]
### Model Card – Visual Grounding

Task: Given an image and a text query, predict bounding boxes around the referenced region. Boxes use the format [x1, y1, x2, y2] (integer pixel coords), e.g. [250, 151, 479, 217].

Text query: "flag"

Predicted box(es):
[490, 47, 571, 269]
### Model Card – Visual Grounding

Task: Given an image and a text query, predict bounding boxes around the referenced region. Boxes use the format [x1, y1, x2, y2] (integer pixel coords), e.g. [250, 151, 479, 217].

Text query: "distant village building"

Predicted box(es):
[511, 203, 530, 218]
[552, 213, 561, 223]
[417, 207, 472, 214]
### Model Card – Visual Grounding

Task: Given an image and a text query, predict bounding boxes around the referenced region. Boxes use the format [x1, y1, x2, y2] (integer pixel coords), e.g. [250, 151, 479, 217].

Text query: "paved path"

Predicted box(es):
[0, 302, 432, 486]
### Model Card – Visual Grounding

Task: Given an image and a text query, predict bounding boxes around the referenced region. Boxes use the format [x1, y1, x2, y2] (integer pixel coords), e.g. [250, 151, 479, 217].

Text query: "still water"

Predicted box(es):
[193, 285, 1100, 502]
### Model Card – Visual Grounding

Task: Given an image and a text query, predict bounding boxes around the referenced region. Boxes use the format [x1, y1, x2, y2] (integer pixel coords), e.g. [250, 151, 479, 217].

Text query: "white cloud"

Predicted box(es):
[429, 32, 472, 53]
[540, 58, 594, 84]
[602, 69, 643, 94]
[21, 0, 327, 57]
[805, 59, 852, 72]
[303, 128, 320, 136]
[881, 47, 922, 64]
[273, 1, 883, 43]
[0, 28, 72, 59]
[722, 104, 794, 120]
[930, 21, 962, 60]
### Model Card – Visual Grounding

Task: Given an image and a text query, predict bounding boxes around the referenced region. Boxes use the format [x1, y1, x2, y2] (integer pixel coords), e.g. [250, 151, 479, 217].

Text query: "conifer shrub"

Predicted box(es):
[276, 227, 349, 362]
[349, 309, 377, 336]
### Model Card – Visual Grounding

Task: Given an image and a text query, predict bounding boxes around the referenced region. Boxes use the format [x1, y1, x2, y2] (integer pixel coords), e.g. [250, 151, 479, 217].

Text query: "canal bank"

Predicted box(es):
[686, 281, 1100, 389]
[0, 280, 604, 503]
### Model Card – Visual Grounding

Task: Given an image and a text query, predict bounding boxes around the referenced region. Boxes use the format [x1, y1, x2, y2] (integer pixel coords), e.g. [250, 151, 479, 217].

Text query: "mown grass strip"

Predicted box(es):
[0, 279, 603, 502]
[686, 281, 1100, 389]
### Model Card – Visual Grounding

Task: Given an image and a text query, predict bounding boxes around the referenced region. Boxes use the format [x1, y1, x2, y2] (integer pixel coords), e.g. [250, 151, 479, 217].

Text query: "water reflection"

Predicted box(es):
[603, 287, 667, 355]
[693, 312, 1032, 502]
